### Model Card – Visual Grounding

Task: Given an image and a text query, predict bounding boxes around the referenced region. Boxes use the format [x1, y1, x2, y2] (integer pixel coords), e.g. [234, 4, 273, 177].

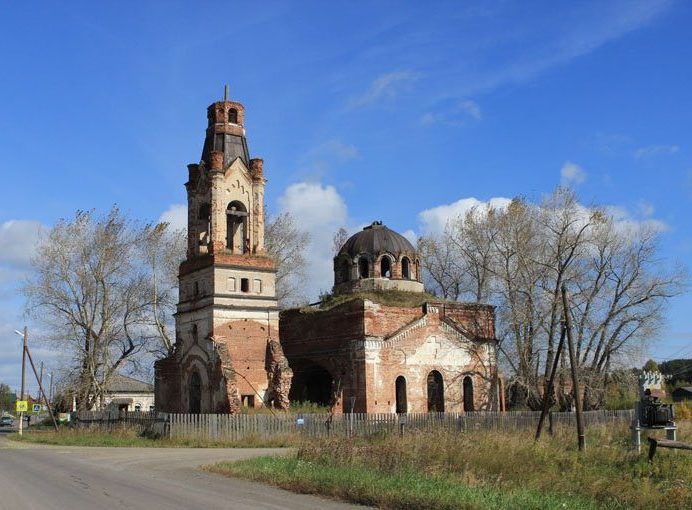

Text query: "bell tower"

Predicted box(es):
[155, 87, 292, 414]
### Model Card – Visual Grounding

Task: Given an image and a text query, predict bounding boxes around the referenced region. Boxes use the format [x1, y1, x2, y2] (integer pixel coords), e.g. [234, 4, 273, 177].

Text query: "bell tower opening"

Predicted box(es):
[226, 201, 248, 253]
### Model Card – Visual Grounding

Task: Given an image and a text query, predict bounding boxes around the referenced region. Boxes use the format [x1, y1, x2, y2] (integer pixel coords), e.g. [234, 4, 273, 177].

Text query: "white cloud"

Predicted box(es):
[634, 144, 680, 159]
[297, 139, 359, 181]
[638, 201, 655, 218]
[401, 229, 418, 245]
[418, 196, 512, 235]
[420, 99, 482, 126]
[0, 220, 45, 270]
[349, 71, 419, 108]
[560, 161, 587, 185]
[478, 1, 670, 94]
[159, 204, 187, 232]
[604, 204, 668, 234]
[278, 182, 350, 299]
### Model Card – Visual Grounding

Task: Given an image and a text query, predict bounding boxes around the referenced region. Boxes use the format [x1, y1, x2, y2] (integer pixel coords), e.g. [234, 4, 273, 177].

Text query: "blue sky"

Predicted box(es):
[1, 1, 691, 392]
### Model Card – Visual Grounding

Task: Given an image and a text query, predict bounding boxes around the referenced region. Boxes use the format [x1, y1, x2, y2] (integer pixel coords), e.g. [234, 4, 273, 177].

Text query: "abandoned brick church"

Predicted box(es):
[155, 92, 501, 414]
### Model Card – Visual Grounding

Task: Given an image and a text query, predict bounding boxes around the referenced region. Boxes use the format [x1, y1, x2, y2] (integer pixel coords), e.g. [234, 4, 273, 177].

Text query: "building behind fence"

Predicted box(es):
[76, 409, 635, 442]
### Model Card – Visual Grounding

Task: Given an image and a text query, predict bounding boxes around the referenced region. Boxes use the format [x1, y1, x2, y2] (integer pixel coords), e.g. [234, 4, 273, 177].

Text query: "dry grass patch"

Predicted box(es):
[212, 421, 692, 510]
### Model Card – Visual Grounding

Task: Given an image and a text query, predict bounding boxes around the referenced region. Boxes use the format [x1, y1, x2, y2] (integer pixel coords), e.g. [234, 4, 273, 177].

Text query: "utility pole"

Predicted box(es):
[18, 326, 27, 436]
[49, 372, 54, 405]
[25, 344, 59, 431]
[39, 362, 44, 395]
[561, 284, 585, 451]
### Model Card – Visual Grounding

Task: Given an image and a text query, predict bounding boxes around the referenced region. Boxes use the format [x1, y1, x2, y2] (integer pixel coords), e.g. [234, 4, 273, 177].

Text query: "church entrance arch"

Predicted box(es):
[289, 361, 334, 407]
[463, 376, 474, 412]
[189, 370, 202, 414]
[427, 370, 444, 412]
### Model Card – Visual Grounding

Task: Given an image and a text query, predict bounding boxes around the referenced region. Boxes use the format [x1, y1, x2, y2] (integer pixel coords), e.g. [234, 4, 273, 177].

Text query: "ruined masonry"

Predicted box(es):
[155, 92, 292, 413]
[156, 91, 501, 414]
[281, 222, 503, 413]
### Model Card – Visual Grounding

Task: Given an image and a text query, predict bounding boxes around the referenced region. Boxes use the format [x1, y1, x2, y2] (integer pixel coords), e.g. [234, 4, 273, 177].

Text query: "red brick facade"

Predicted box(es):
[280, 299, 500, 413]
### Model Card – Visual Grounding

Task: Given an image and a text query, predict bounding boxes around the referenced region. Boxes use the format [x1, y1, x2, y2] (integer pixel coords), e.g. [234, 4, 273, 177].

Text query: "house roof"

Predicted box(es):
[106, 374, 154, 394]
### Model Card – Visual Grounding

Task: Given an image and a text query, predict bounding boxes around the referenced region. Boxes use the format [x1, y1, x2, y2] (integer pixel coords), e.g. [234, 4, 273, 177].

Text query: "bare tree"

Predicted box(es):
[22, 208, 181, 411]
[139, 223, 186, 357]
[265, 212, 310, 307]
[417, 234, 466, 300]
[421, 187, 688, 409]
[332, 227, 349, 255]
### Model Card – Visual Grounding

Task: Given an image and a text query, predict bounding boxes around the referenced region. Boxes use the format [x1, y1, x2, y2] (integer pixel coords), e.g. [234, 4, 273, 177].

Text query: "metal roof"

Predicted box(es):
[106, 374, 154, 394]
[337, 221, 417, 258]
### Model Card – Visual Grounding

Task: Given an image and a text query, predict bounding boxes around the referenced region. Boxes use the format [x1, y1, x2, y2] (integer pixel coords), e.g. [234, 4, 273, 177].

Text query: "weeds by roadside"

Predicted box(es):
[212, 422, 692, 509]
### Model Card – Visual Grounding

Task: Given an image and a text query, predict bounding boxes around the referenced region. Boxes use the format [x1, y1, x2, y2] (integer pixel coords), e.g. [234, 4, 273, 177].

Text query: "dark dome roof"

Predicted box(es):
[337, 221, 416, 258]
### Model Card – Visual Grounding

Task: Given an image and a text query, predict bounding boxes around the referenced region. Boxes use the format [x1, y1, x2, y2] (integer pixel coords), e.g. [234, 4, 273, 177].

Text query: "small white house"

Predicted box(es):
[101, 374, 155, 412]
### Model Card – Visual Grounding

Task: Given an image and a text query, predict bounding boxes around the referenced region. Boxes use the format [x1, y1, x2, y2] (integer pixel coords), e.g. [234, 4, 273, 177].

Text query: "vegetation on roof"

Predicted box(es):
[293, 290, 444, 314]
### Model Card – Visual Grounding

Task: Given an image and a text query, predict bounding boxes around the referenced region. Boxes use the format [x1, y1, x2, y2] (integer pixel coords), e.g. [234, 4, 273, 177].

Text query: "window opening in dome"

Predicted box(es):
[228, 108, 238, 124]
[380, 256, 391, 278]
[401, 257, 410, 279]
[358, 257, 369, 278]
[339, 259, 350, 283]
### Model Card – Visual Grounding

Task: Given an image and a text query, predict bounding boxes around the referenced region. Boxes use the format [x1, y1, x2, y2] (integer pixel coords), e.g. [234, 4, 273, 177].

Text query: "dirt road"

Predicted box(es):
[0, 434, 366, 510]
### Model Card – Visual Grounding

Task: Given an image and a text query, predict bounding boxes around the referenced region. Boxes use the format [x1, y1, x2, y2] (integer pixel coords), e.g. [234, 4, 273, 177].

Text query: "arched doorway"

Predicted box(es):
[427, 370, 444, 412]
[395, 376, 407, 413]
[289, 362, 334, 407]
[463, 376, 474, 412]
[189, 371, 201, 414]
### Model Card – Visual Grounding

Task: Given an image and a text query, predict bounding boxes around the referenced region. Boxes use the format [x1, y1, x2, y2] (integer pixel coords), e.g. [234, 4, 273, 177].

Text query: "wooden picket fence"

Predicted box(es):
[74, 409, 634, 441]
[166, 409, 635, 442]
[75, 410, 167, 436]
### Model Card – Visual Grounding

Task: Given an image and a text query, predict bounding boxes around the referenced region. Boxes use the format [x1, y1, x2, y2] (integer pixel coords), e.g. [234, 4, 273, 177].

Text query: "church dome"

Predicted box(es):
[333, 221, 423, 296]
[337, 221, 416, 259]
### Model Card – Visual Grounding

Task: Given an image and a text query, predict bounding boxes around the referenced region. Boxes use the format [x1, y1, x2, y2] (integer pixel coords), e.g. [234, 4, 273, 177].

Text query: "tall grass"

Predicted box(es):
[215, 421, 691, 509]
[299, 422, 691, 508]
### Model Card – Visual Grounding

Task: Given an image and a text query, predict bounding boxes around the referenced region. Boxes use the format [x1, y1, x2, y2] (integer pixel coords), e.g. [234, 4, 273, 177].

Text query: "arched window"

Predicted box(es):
[463, 376, 475, 412]
[380, 256, 391, 278]
[427, 370, 444, 412]
[401, 257, 410, 279]
[395, 376, 407, 414]
[198, 203, 211, 247]
[228, 108, 238, 124]
[226, 201, 248, 253]
[198, 203, 210, 220]
[189, 371, 201, 414]
[358, 257, 369, 278]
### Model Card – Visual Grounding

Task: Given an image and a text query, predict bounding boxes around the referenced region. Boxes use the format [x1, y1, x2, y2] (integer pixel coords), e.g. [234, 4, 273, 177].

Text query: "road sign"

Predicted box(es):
[16, 400, 28, 412]
[32, 404, 41, 413]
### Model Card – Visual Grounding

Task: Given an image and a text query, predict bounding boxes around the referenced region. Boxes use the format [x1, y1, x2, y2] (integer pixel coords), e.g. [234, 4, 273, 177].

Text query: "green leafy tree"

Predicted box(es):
[643, 359, 659, 372]
[0, 383, 14, 412]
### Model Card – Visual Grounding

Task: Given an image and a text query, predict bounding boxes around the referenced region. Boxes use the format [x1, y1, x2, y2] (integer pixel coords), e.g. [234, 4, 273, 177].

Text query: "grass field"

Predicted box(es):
[210, 422, 692, 510]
